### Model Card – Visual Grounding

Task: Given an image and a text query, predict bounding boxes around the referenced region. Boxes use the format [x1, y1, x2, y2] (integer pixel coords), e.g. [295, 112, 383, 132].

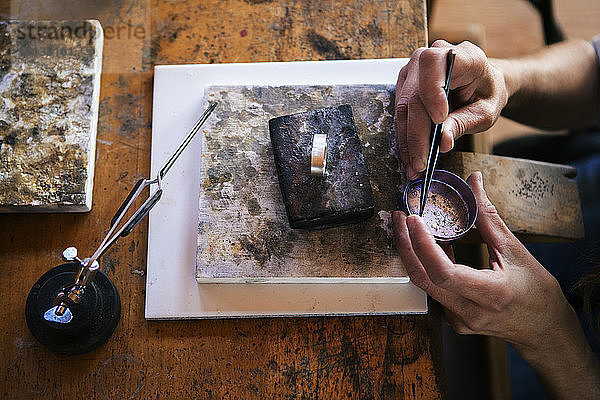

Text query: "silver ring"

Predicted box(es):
[310, 134, 327, 176]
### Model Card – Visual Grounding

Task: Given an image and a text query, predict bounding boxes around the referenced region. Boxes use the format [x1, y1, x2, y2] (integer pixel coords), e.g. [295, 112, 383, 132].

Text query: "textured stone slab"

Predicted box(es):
[0, 20, 103, 212]
[196, 85, 407, 281]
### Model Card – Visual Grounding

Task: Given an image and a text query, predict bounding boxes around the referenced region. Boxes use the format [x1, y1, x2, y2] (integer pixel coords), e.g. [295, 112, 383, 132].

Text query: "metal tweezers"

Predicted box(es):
[419, 51, 455, 216]
[86, 101, 218, 268]
[48, 102, 217, 321]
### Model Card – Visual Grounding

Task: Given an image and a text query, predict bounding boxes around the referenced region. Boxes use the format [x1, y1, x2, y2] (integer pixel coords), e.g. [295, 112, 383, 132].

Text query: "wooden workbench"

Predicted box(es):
[0, 1, 444, 398]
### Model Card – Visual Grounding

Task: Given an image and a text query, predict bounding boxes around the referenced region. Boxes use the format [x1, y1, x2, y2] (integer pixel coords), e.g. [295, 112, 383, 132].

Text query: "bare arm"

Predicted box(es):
[496, 39, 600, 130]
[521, 325, 600, 400]
[393, 172, 600, 399]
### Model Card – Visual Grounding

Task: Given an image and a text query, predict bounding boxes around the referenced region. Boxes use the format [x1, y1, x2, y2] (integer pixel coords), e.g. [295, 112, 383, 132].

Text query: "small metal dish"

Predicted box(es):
[403, 170, 477, 243]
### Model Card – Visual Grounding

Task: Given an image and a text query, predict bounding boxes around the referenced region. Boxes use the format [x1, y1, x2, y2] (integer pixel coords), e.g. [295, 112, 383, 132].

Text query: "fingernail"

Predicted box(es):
[407, 214, 433, 236]
[440, 128, 453, 153]
[406, 215, 421, 231]
[443, 117, 453, 133]
[392, 210, 406, 218]
[392, 210, 407, 226]
[475, 171, 483, 184]
[405, 163, 416, 179]
[432, 109, 446, 125]
[444, 126, 454, 149]
[412, 156, 426, 173]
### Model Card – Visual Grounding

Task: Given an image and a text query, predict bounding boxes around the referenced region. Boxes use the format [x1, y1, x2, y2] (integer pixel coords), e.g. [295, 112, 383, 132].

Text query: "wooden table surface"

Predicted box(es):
[0, 1, 445, 398]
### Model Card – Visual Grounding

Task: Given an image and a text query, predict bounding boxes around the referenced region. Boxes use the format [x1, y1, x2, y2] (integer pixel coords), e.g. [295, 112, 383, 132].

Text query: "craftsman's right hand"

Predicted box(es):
[395, 40, 508, 179]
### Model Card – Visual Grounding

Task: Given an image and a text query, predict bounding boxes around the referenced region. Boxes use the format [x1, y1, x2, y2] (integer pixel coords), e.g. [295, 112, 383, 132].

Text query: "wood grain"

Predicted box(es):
[439, 152, 584, 242]
[0, 0, 444, 399]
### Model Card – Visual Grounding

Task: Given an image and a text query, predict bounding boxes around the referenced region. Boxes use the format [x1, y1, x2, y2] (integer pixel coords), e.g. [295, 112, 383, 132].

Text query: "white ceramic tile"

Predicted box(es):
[146, 58, 428, 319]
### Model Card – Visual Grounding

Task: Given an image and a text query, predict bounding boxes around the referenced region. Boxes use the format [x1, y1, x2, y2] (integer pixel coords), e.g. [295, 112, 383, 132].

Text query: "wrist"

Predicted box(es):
[512, 298, 593, 369]
[489, 58, 518, 105]
[511, 299, 600, 398]
[516, 316, 600, 399]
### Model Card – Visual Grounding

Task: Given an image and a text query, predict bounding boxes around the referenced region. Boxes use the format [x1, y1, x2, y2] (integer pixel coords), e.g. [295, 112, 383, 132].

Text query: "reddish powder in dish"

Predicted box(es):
[406, 181, 469, 238]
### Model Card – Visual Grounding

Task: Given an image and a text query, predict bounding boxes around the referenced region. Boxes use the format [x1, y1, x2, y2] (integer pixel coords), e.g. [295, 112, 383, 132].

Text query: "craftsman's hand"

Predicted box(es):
[393, 172, 600, 399]
[395, 40, 508, 179]
[393, 172, 570, 349]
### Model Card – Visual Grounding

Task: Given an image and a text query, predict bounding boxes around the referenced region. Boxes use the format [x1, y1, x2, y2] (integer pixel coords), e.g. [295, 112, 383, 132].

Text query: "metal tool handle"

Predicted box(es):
[109, 179, 163, 236]
[120, 189, 163, 237]
[158, 101, 217, 180]
[88, 101, 218, 267]
[419, 51, 455, 216]
[110, 178, 145, 228]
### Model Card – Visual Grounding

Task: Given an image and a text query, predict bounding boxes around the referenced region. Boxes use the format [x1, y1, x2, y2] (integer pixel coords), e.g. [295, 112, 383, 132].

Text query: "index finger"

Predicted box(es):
[418, 46, 451, 124]
[395, 66, 410, 171]
[392, 211, 478, 314]
[405, 215, 504, 305]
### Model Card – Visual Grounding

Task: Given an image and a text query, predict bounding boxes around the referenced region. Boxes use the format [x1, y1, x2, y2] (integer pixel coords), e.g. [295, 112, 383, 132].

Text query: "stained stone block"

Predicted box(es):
[269, 105, 374, 229]
[0, 20, 103, 212]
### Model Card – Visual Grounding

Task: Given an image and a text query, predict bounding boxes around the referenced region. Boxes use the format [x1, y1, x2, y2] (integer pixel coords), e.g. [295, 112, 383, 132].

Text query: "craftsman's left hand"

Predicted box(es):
[392, 172, 579, 355]
[392, 172, 600, 399]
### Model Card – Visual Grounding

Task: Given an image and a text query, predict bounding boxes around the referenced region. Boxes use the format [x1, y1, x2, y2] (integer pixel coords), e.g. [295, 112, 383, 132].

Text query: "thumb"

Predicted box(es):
[441, 115, 464, 145]
[467, 171, 515, 249]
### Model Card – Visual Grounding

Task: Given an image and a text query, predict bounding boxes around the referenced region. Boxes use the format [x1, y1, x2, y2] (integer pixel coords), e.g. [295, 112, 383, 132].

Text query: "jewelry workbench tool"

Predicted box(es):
[419, 50, 455, 216]
[25, 102, 217, 355]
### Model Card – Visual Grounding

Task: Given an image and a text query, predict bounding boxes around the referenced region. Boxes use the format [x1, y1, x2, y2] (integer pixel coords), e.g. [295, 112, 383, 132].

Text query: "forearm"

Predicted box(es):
[512, 301, 600, 400]
[492, 39, 600, 130]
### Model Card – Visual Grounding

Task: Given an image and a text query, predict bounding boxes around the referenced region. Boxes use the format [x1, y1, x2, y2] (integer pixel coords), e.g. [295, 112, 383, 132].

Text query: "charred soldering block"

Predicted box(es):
[269, 105, 374, 229]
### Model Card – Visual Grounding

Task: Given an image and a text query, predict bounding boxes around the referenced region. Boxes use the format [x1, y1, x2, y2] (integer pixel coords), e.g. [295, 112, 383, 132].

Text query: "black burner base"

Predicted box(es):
[25, 262, 120, 355]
